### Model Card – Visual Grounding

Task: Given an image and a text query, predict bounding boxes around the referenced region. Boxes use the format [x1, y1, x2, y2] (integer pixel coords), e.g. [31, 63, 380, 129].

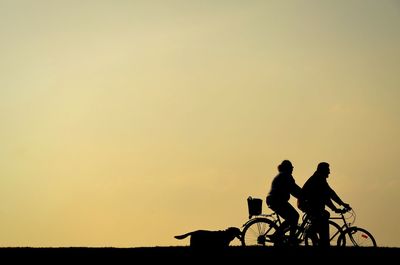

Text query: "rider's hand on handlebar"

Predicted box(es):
[342, 203, 351, 210]
[334, 208, 343, 214]
[334, 207, 349, 214]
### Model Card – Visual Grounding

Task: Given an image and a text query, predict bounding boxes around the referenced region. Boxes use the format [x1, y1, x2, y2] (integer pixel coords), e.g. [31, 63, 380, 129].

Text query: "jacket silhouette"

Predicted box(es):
[300, 162, 349, 246]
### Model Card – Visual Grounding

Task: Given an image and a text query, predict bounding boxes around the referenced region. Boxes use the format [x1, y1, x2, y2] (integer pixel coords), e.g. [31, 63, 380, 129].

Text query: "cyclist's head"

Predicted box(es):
[278, 160, 293, 173]
[317, 162, 330, 176]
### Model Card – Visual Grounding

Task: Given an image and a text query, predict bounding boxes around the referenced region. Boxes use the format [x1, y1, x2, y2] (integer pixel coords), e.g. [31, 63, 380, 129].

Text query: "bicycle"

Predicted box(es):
[241, 197, 322, 246]
[241, 197, 377, 247]
[327, 208, 377, 247]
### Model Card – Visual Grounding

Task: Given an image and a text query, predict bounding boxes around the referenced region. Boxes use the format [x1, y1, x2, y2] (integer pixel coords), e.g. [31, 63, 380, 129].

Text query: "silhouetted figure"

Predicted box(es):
[174, 227, 242, 249]
[299, 162, 350, 247]
[266, 160, 302, 245]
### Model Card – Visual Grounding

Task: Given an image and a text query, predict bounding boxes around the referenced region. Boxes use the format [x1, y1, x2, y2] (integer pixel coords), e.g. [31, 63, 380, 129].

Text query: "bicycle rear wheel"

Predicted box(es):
[338, 227, 377, 247]
[304, 220, 343, 246]
[241, 218, 278, 246]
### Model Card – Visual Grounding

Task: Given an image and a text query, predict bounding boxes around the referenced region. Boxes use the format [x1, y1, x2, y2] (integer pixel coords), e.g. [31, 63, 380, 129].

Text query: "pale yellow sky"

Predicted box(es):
[0, 0, 399, 247]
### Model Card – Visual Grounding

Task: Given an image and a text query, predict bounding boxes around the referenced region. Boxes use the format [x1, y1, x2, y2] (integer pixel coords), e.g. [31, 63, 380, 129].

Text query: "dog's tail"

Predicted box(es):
[174, 232, 192, 240]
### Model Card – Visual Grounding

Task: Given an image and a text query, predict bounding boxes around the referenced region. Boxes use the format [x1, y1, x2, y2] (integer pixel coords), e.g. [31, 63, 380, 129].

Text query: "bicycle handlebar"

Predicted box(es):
[335, 206, 350, 214]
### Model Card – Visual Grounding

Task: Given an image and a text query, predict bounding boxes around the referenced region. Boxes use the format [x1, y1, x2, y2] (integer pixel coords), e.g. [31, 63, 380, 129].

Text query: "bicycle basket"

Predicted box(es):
[247, 196, 262, 218]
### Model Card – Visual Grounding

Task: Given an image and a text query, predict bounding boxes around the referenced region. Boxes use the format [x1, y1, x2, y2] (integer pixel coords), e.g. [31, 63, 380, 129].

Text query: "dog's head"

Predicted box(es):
[225, 227, 242, 241]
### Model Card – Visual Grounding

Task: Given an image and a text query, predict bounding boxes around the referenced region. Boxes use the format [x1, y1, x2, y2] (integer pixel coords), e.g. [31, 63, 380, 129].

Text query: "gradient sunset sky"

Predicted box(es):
[0, 0, 399, 247]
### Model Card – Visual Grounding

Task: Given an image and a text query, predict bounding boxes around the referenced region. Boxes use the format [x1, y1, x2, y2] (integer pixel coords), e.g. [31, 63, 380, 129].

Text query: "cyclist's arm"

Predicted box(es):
[326, 198, 340, 212]
[328, 185, 345, 205]
[328, 185, 351, 210]
[290, 181, 302, 199]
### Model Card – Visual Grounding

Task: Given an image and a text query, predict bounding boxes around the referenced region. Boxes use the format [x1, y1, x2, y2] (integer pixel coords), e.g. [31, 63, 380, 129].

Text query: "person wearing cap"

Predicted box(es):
[299, 162, 350, 246]
[266, 160, 302, 245]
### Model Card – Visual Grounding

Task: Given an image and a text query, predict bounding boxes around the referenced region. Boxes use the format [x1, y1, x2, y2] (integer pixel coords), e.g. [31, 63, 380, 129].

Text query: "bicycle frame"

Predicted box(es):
[329, 212, 351, 243]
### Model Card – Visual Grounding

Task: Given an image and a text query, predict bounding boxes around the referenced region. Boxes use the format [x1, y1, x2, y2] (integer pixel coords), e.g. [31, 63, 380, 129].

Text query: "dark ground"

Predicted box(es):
[0, 246, 398, 264]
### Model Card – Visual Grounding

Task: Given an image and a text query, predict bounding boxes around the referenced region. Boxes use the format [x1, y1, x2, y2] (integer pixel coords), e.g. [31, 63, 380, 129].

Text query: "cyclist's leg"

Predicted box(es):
[287, 204, 300, 240]
[306, 208, 329, 246]
[272, 202, 299, 243]
[266, 203, 285, 241]
[317, 210, 330, 246]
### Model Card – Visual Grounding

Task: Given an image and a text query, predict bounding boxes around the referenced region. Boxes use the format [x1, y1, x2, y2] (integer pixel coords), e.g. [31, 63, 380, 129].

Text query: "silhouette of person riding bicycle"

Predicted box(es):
[241, 160, 376, 247]
[299, 162, 350, 247]
[265, 160, 302, 246]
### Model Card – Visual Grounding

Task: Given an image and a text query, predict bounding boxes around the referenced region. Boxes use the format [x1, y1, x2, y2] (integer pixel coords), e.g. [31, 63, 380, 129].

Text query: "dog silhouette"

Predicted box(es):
[174, 227, 242, 249]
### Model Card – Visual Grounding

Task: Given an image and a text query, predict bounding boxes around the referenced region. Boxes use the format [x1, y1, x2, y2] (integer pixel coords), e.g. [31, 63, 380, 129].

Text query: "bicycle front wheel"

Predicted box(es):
[338, 227, 377, 247]
[241, 218, 278, 246]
